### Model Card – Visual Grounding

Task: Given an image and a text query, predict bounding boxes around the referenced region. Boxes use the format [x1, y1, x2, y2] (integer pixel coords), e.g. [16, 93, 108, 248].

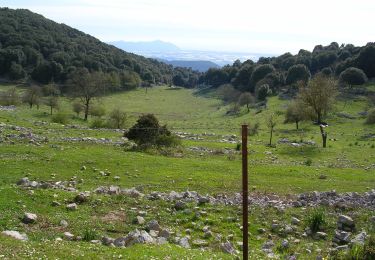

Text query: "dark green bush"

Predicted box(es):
[51, 112, 69, 124]
[306, 208, 326, 233]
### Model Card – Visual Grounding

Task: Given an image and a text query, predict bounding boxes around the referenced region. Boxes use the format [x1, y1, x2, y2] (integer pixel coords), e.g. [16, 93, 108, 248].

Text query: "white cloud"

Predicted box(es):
[3, 0, 375, 53]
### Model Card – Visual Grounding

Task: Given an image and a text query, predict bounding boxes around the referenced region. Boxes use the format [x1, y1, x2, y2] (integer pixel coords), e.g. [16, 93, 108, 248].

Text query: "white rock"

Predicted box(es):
[22, 212, 37, 224]
[1, 230, 28, 241]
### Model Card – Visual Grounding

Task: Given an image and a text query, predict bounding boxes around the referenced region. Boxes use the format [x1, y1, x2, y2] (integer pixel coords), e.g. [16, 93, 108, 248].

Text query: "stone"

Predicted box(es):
[281, 239, 289, 248]
[80, 166, 86, 171]
[336, 245, 349, 251]
[257, 228, 266, 234]
[221, 241, 236, 254]
[198, 196, 210, 205]
[204, 231, 213, 238]
[64, 232, 74, 240]
[334, 230, 351, 244]
[134, 216, 145, 225]
[114, 237, 127, 247]
[315, 232, 327, 240]
[262, 240, 275, 250]
[90, 240, 101, 244]
[60, 220, 68, 227]
[22, 212, 37, 224]
[138, 230, 154, 244]
[159, 229, 170, 239]
[147, 220, 161, 231]
[102, 236, 114, 246]
[74, 193, 89, 204]
[338, 215, 354, 228]
[1, 230, 28, 241]
[51, 201, 61, 207]
[193, 239, 209, 247]
[179, 237, 190, 248]
[291, 217, 300, 225]
[351, 231, 367, 245]
[66, 203, 78, 211]
[149, 230, 158, 238]
[17, 177, 30, 186]
[174, 201, 186, 210]
[156, 237, 168, 245]
[109, 186, 120, 195]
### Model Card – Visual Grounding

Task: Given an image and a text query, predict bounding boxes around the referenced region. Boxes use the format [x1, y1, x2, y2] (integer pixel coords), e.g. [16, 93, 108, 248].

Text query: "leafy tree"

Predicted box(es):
[231, 64, 253, 89]
[22, 85, 41, 109]
[250, 64, 275, 91]
[8, 62, 26, 80]
[238, 92, 254, 112]
[266, 113, 277, 146]
[256, 84, 272, 101]
[297, 74, 338, 147]
[284, 100, 307, 129]
[286, 64, 311, 85]
[68, 68, 107, 121]
[356, 44, 375, 78]
[109, 108, 127, 129]
[339, 67, 368, 86]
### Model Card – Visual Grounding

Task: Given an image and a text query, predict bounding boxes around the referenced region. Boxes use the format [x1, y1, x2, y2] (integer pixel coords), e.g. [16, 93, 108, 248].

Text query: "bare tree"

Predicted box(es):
[45, 96, 59, 115]
[68, 68, 107, 121]
[267, 113, 277, 146]
[22, 85, 41, 109]
[297, 74, 338, 148]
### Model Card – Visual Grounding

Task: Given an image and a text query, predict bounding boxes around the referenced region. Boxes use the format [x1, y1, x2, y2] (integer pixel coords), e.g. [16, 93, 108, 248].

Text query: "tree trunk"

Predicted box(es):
[50, 106, 53, 115]
[269, 129, 273, 146]
[247, 104, 249, 112]
[84, 101, 89, 121]
[296, 121, 299, 130]
[29, 103, 32, 109]
[317, 112, 322, 124]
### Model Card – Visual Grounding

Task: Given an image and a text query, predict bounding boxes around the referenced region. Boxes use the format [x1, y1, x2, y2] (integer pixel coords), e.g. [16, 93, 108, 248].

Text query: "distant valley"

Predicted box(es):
[109, 40, 271, 71]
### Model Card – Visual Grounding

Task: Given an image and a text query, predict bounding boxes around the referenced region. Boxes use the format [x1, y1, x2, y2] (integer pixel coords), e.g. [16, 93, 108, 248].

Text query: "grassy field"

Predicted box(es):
[0, 84, 374, 259]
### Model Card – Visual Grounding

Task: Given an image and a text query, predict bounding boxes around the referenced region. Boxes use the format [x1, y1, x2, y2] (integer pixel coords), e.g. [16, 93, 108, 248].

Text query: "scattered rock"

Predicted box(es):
[80, 166, 86, 171]
[333, 230, 351, 244]
[102, 236, 114, 246]
[64, 232, 75, 240]
[1, 230, 28, 241]
[66, 203, 78, 211]
[60, 220, 69, 227]
[221, 241, 236, 254]
[159, 229, 170, 239]
[179, 237, 190, 248]
[315, 232, 327, 240]
[147, 220, 161, 231]
[174, 201, 186, 210]
[192, 239, 208, 247]
[74, 193, 89, 204]
[22, 212, 37, 224]
[291, 217, 300, 225]
[281, 239, 289, 248]
[351, 231, 367, 245]
[134, 216, 145, 225]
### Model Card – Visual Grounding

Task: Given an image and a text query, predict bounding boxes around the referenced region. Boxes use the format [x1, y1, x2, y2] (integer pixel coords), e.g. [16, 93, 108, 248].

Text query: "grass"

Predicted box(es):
[0, 84, 375, 258]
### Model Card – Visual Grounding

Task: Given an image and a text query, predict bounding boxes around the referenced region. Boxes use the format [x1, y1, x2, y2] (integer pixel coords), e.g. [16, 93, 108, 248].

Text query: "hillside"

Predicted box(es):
[159, 59, 219, 72]
[0, 8, 198, 88]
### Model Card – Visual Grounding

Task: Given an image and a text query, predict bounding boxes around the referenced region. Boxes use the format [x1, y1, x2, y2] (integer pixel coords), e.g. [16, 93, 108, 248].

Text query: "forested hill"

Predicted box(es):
[200, 41, 375, 97]
[0, 8, 199, 88]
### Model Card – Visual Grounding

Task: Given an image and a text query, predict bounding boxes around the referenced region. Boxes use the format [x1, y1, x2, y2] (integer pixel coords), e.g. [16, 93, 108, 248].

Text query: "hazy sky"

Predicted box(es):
[2, 0, 375, 54]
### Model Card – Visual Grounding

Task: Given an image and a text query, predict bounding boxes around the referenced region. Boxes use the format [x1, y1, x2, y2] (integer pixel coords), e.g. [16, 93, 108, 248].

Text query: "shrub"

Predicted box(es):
[125, 114, 178, 147]
[51, 112, 69, 124]
[366, 108, 375, 124]
[256, 84, 272, 101]
[304, 158, 312, 166]
[306, 208, 326, 233]
[248, 122, 260, 136]
[108, 108, 126, 129]
[89, 105, 106, 118]
[0, 87, 20, 106]
[155, 134, 181, 147]
[83, 228, 98, 242]
[90, 118, 107, 128]
[72, 102, 84, 116]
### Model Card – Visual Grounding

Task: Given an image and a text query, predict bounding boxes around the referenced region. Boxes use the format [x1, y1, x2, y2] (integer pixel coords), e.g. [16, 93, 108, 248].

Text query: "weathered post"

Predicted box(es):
[242, 124, 249, 260]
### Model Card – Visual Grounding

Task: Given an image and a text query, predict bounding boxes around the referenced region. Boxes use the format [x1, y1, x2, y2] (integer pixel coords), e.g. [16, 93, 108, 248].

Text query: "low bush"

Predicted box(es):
[51, 112, 69, 124]
[365, 108, 375, 124]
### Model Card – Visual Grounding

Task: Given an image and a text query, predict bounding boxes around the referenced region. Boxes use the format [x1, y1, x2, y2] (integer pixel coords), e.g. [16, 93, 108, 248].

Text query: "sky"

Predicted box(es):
[1, 0, 375, 54]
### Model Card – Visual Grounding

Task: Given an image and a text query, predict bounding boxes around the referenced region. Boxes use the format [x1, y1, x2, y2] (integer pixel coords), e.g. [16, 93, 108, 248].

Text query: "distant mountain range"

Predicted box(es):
[109, 40, 270, 71]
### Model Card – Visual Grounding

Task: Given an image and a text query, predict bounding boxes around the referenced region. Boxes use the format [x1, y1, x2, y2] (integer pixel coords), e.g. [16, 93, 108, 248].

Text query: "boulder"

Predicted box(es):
[147, 220, 161, 231]
[179, 237, 190, 248]
[221, 241, 236, 254]
[174, 201, 186, 211]
[351, 231, 367, 245]
[66, 203, 78, 211]
[1, 230, 28, 241]
[22, 212, 37, 224]
[64, 232, 75, 240]
[133, 216, 145, 225]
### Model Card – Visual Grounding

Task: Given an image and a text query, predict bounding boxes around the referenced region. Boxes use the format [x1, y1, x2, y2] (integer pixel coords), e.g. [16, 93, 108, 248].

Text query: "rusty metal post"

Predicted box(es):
[242, 124, 249, 260]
